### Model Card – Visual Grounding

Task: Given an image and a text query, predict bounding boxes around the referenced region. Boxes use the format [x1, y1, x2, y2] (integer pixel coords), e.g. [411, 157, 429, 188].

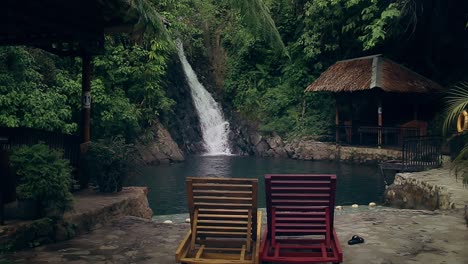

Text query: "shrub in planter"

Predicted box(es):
[10, 143, 73, 218]
[84, 136, 139, 193]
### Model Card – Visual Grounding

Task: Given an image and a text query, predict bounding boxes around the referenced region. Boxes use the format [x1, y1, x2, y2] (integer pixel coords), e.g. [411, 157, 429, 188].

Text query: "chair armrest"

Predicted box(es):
[255, 210, 262, 264]
[175, 229, 191, 263]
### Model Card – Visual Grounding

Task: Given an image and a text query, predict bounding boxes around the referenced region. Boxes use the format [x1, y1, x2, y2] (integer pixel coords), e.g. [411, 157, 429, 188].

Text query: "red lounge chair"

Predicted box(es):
[260, 174, 343, 263]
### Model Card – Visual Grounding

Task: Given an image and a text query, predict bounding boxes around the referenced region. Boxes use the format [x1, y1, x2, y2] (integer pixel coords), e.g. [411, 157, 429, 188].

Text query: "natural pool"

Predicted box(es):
[127, 156, 385, 215]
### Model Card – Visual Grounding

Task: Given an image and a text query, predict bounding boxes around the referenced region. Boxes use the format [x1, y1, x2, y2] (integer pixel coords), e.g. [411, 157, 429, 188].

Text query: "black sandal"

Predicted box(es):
[347, 235, 365, 245]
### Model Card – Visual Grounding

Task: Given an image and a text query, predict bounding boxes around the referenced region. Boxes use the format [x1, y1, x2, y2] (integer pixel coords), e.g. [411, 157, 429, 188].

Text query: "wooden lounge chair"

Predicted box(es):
[260, 174, 343, 264]
[176, 177, 262, 264]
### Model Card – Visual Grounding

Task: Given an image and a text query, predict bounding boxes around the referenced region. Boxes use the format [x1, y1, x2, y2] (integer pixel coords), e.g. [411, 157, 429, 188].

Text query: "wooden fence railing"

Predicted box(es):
[0, 127, 80, 167]
[402, 136, 442, 170]
[0, 127, 80, 225]
[335, 125, 421, 147]
[379, 136, 442, 185]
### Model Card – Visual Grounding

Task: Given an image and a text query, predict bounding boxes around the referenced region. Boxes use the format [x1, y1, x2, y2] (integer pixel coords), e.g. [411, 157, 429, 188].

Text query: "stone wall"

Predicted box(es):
[384, 169, 468, 213]
[384, 173, 452, 210]
[61, 187, 153, 239]
[244, 135, 402, 164]
[0, 187, 153, 251]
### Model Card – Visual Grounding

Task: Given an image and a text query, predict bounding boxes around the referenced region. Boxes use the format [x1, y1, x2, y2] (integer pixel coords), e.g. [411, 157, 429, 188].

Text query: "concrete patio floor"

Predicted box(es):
[1, 207, 466, 264]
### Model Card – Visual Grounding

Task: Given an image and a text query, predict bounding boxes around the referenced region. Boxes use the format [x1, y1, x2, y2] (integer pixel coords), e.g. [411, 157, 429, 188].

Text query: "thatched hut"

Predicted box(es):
[305, 54, 444, 146]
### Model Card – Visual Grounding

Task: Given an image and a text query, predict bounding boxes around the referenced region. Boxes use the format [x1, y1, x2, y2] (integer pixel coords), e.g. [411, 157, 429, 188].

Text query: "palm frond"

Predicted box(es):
[443, 81, 468, 187]
[442, 82, 468, 136]
[124, 0, 175, 48]
[228, 0, 287, 56]
[452, 142, 468, 186]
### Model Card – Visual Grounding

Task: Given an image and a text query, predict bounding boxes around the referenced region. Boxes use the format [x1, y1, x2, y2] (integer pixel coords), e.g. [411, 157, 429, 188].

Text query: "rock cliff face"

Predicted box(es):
[228, 129, 402, 163]
[138, 122, 185, 165]
[164, 55, 205, 154]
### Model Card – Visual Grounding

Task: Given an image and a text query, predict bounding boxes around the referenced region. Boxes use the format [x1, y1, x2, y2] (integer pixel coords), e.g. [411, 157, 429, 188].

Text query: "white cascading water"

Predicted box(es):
[176, 40, 232, 155]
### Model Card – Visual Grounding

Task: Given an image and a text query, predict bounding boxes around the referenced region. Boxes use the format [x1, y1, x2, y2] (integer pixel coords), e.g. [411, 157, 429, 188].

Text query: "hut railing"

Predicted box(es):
[335, 125, 420, 147]
[402, 136, 442, 171]
[379, 136, 442, 186]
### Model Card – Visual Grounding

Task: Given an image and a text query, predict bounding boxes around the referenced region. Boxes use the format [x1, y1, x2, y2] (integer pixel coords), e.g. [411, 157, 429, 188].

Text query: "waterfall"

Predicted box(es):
[176, 40, 232, 155]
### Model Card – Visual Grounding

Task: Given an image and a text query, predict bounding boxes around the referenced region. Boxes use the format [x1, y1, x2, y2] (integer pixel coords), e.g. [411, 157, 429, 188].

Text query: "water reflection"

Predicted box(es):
[189, 155, 233, 177]
[127, 156, 384, 215]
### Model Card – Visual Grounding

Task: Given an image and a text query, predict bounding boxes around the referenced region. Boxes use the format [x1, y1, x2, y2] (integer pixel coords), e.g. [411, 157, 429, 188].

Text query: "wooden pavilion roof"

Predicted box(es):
[0, 0, 165, 56]
[305, 55, 444, 93]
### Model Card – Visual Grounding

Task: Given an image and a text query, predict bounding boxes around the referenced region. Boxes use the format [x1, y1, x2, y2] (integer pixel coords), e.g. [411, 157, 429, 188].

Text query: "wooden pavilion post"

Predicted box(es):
[81, 54, 92, 145]
[80, 54, 92, 188]
[0, 145, 12, 225]
[335, 98, 340, 144]
[413, 104, 418, 120]
[0, 192, 3, 225]
[378, 100, 383, 148]
[346, 95, 353, 144]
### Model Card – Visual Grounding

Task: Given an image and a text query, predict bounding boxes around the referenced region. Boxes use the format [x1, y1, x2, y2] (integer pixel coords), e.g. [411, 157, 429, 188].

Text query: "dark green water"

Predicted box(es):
[127, 156, 384, 215]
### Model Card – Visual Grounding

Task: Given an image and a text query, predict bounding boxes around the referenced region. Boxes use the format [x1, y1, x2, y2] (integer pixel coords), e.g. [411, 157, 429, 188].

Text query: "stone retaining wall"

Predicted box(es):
[250, 135, 402, 164]
[384, 173, 454, 210]
[0, 187, 153, 251]
[384, 169, 468, 216]
[61, 187, 153, 239]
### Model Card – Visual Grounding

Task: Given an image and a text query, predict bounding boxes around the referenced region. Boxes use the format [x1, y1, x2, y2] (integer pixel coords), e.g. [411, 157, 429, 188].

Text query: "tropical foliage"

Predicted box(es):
[9, 143, 74, 216]
[0, 0, 466, 144]
[0, 47, 78, 133]
[83, 136, 140, 192]
[443, 82, 468, 185]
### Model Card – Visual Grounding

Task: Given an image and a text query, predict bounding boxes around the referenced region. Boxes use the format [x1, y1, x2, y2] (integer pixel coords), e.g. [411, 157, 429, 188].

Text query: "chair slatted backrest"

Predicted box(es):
[265, 174, 337, 241]
[186, 177, 258, 251]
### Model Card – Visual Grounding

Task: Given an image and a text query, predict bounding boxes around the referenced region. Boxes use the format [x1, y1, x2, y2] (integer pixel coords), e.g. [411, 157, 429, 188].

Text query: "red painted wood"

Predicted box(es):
[260, 174, 343, 263]
[271, 199, 330, 204]
[272, 193, 331, 198]
[271, 187, 330, 191]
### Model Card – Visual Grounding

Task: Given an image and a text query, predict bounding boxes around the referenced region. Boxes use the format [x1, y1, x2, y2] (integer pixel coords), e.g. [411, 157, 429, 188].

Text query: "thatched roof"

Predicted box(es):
[305, 55, 444, 93]
[0, 0, 167, 56]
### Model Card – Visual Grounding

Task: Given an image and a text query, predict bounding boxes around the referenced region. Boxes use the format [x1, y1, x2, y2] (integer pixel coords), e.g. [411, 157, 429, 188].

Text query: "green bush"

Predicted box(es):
[84, 136, 140, 193]
[10, 143, 73, 217]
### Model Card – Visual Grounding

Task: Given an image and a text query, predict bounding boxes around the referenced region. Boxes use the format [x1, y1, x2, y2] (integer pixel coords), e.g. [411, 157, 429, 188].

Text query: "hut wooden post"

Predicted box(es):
[413, 104, 418, 120]
[80, 54, 92, 188]
[81, 54, 92, 145]
[335, 98, 340, 144]
[346, 95, 353, 143]
[0, 191, 3, 225]
[378, 101, 382, 147]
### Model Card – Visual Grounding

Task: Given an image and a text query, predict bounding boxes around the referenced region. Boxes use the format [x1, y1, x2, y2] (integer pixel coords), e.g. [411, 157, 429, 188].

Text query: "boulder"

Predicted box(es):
[250, 133, 262, 146]
[383, 173, 451, 210]
[138, 123, 184, 165]
[255, 140, 270, 155]
[266, 134, 283, 149]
